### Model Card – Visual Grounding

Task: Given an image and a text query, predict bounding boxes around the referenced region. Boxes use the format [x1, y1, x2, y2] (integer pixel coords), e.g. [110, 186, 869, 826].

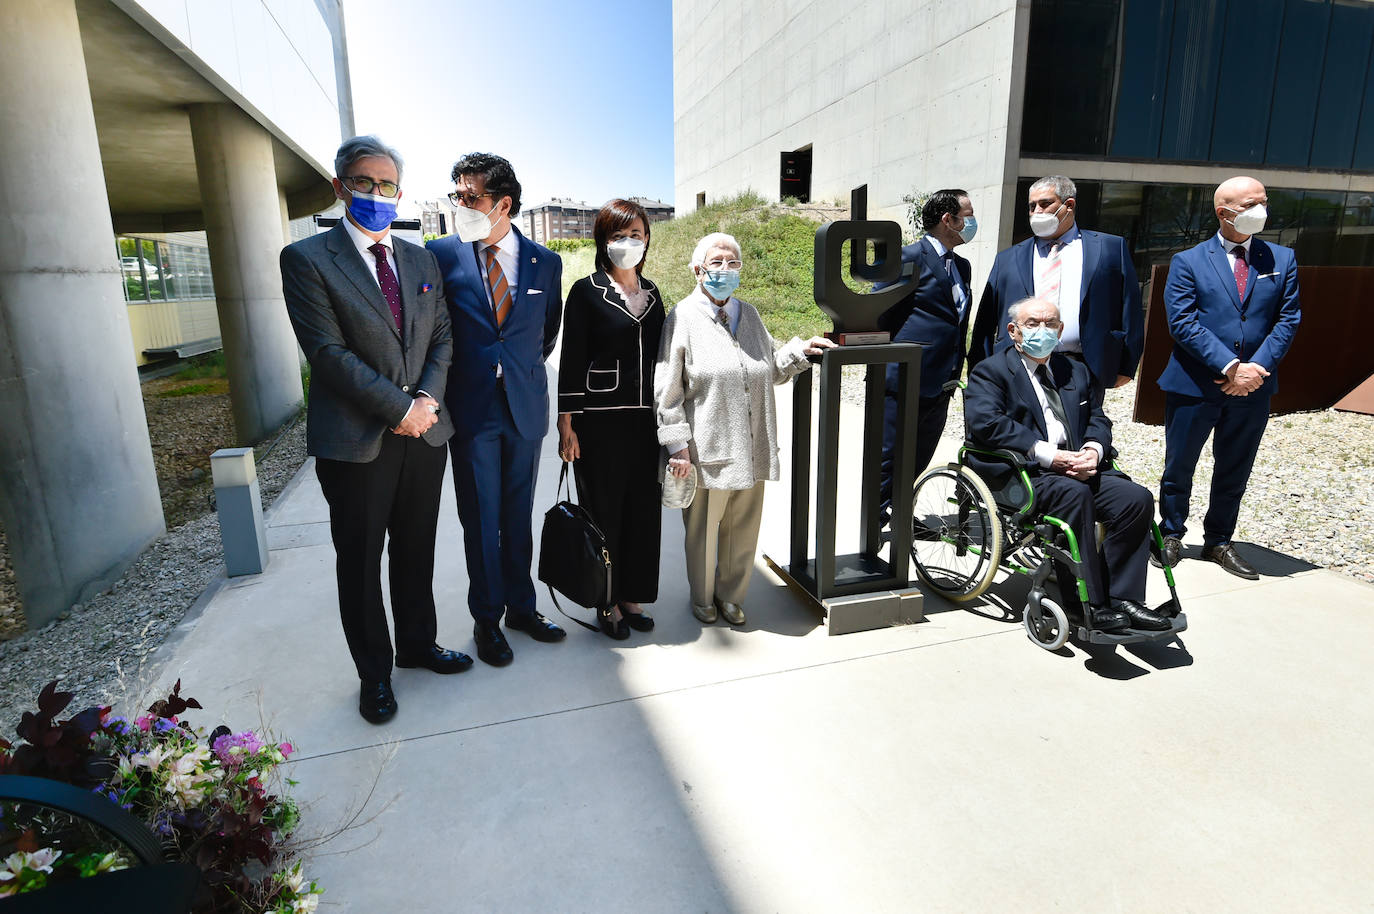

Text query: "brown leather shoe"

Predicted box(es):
[1201, 543, 1259, 580]
[1150, 535, 1182, 568]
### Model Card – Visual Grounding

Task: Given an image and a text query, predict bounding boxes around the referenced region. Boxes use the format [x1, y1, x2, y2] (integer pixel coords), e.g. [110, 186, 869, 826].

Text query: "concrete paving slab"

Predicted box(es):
[150, 372, 1374, 913]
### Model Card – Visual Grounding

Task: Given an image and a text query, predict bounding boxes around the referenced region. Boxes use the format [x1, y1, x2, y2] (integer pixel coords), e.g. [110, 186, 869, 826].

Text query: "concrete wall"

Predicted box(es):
[114, 0, 341, 175]
[673, 0, 1029, 283]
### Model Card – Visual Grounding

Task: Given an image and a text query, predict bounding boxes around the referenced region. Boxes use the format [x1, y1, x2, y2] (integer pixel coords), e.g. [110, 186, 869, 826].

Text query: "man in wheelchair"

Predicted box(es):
[962, 296, 1171, 633]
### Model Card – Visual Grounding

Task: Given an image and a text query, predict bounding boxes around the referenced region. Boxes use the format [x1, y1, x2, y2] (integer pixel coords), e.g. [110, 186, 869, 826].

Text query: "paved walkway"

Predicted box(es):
[150, 379, 1374, 913]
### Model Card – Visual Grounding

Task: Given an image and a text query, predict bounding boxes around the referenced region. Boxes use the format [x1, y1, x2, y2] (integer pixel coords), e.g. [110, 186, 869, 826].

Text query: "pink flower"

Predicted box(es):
[278, 742, 294, 758]
[135, 715, 152, 732]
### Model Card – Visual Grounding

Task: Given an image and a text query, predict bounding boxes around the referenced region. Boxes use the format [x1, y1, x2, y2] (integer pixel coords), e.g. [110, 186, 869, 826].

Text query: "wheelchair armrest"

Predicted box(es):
[957, 445, 1026, 470]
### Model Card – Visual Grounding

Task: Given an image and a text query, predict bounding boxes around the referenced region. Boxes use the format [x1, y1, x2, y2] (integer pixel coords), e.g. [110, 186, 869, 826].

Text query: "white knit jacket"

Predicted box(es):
[654, 288, 813, 490]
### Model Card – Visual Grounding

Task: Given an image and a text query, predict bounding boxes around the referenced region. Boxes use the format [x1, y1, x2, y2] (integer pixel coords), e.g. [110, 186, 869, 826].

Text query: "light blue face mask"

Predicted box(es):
[701, 269, 741, 302]
[957, 215, 978, 244]
[346, 189, 399, 233]
[1019, 325, 1059, 359]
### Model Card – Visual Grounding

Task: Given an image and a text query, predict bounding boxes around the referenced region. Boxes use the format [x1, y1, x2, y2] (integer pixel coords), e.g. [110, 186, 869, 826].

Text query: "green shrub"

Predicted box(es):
[170, 351, 227, 381]
[544, 237, 596, 253]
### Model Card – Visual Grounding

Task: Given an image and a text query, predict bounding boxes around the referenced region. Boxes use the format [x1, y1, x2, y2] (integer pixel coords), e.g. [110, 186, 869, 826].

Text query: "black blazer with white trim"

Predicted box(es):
[558, 270, 665, 414]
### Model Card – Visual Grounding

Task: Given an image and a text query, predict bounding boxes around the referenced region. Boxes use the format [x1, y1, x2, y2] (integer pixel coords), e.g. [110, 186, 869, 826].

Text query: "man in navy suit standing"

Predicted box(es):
[428, 153, 566, 666]
[1156, 176, 1301, 578]
[969, 175, 1143, 392]
[876, 189, 976, 529]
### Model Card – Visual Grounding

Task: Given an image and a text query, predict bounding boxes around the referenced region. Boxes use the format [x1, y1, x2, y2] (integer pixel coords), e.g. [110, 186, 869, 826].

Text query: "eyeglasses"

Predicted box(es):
[342, 175, 399, 198]
[704, 259, 743, 271]
[448, 191, 495, 207]
[1017, 318, 1062, 330]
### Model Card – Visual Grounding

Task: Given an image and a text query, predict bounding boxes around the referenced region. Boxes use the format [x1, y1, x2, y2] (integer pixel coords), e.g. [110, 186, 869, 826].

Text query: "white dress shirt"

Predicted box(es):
[926, 235, 967, 314]
[1019, 352, 1103, 469]
[1033, 225, 1083, 352]
[342, 215, 397, 288]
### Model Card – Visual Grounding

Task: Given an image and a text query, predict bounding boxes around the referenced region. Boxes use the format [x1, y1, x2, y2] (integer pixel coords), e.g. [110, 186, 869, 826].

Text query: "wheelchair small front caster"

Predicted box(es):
[1024, 596, 1069, 651]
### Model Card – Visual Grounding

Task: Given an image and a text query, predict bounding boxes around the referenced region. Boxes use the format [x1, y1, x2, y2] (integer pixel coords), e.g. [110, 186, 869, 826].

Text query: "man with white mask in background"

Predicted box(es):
[969, 175, 1144, 393]
[1154, 176, 1301, 578]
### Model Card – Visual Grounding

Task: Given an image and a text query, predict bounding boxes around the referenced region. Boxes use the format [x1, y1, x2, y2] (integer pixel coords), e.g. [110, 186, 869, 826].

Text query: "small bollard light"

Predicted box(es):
[210, 447, 268, 576]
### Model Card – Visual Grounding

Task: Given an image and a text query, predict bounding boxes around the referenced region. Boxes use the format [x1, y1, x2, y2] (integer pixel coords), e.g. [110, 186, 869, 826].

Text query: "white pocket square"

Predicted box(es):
[1258, 271, 1279, 278]
[527, 289, 545, 295]
[1079, 400, 1088, 406]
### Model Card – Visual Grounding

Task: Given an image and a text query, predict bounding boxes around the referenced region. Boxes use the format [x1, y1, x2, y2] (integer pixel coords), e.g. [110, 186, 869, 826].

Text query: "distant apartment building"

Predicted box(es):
[522, 196, 676, 243]
[419, 198, 459, 238]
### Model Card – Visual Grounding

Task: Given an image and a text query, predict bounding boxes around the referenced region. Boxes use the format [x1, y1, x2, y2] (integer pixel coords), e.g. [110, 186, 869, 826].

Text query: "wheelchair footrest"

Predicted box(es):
[1078, 612, 1188, 645]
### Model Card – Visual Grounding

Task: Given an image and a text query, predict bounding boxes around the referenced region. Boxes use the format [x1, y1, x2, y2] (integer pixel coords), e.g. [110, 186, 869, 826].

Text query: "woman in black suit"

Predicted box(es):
[557, 199, 665, 639]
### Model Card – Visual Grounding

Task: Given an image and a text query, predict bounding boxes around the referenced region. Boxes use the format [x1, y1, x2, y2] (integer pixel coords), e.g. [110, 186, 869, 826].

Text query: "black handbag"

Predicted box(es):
[537, 463, 610, 631]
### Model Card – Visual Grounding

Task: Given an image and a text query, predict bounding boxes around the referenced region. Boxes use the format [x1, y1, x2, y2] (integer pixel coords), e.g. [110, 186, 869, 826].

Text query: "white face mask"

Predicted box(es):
[606, 237, 645, 270]
[453, 203, 495, 243]
[1029, 202, 1066, 239]
[1225, 203, 1267, 236]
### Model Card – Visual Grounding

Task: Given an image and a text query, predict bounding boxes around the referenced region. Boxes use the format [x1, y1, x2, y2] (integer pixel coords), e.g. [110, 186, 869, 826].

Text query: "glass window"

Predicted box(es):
[141, 239, 164, 300]
[1208, 0, 1283, 164]
[1309, 1, 1374, 169]
[1157, 0, 1226, 162]
[1020, 0, 1122, 156]
[118, 237, 146, 302]
[1110, 0, 1174, 158]
[1266, 0, 1331, 167]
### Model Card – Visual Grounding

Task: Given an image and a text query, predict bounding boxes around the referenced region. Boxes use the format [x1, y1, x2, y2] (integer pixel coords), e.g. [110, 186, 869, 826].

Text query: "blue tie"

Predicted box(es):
[944, 252, 966, 313]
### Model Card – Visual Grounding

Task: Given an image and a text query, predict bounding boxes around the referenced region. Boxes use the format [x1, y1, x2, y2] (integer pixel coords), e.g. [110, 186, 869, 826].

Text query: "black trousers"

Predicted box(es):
[316, 433, 449, 683]
[1031, 470, 1153, 608]
[571, 409, 662, 604]
[880, 389, 953, 526]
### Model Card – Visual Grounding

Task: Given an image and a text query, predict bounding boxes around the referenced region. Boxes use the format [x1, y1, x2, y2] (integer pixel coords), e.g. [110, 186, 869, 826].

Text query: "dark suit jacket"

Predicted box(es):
[280, 222, 453, 462]
[1157, 235, 1301, 400]
[557, 271, 665, 414]
[969, 230, 1143, 386]
[964, 347, 1113, 488]
[876, 236, 972, 398]
[428, 227, 563, 441]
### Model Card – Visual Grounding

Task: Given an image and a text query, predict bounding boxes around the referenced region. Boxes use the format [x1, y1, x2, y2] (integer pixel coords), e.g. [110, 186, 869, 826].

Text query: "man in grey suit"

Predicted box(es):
[281, 136, 471, 725]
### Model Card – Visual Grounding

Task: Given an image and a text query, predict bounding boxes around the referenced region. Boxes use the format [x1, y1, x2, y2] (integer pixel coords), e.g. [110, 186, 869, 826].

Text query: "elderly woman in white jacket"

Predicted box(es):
[656, 232, 835, 626]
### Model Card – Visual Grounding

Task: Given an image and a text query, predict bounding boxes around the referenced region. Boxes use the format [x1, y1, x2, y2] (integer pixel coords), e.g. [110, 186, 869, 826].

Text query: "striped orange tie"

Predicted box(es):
[484, 247, 512, 326]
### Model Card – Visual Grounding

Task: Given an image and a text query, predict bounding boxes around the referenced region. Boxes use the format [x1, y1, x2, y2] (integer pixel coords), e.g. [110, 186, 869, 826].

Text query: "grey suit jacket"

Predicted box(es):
[280, 222, 454, 462]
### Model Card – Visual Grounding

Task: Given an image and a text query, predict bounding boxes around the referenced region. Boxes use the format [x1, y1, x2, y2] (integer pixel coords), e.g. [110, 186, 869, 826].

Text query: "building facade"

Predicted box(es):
[521, 197, 676, 244]
[0, 0, 352, 629]
[673, 0, 1374, 288]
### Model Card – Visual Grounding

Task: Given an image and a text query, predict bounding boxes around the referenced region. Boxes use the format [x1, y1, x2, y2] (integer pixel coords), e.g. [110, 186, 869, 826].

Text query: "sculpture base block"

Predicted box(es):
[763, 553, 924, 635]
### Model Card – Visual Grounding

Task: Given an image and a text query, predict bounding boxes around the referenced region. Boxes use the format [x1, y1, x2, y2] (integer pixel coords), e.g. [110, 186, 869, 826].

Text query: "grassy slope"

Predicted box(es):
[554, 193, 833, 342]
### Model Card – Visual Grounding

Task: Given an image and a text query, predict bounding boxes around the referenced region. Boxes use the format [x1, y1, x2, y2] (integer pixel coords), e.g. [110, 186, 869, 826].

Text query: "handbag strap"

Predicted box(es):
[545, 584, 600, 633]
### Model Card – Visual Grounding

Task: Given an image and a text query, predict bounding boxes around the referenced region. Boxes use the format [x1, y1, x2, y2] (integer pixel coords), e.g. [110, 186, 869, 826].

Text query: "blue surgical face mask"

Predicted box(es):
[957, 215, 978, 244]
[346, 189, 399, 233]
[701, 269, 741, 302]
[1018, 325, 1059, 359]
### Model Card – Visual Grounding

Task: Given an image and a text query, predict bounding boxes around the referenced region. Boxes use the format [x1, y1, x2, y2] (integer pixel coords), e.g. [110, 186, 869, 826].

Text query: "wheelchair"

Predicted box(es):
[908, 444, 1187, 651]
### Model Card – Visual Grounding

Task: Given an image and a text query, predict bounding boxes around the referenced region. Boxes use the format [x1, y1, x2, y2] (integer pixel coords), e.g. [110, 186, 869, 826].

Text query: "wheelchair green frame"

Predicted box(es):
[909, 442, 1186, 651]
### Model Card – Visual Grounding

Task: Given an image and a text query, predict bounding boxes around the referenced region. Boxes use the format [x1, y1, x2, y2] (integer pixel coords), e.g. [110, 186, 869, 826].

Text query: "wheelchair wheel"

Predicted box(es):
[910, 464, 1003, 601]
[1024, 596, 1069, 651]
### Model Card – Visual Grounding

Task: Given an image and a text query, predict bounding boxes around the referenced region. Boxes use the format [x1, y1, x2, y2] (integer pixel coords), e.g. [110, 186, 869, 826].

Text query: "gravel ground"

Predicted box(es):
[0, 382, 307, 728]
[840, 366, 1374, 583]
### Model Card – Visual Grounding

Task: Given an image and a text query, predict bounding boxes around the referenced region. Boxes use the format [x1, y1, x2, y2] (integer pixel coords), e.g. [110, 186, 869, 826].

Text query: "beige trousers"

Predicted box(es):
[681, 482, 766, 606]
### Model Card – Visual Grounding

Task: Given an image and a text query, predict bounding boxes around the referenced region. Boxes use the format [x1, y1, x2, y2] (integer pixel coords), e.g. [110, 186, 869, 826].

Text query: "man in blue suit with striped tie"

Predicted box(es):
[1156, 176, 1301, 578]
[429, 153, 565, 666]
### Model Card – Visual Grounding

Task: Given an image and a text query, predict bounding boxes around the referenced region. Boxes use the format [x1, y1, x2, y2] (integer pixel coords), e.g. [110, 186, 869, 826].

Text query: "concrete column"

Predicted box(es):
[189, 103, 303, 444]
[277, 185, 292, 248]
[0, 0, 165, 629]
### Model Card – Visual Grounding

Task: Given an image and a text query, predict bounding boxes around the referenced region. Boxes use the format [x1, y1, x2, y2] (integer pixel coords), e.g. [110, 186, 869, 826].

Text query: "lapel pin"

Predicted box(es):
[420, 283, 432, 294]
[530, 256, 537, 263]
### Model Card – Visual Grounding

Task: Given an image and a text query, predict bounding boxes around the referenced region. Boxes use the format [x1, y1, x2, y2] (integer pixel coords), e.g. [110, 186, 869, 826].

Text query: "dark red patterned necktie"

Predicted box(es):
[1233, 245, 1248, 299]
[368, 242, 403, 331]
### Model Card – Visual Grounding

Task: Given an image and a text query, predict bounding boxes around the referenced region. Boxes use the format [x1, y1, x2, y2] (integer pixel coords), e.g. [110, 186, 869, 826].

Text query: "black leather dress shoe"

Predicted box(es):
[1111, 599, 1172, 632]
[1088, 606, 1132, 633]
[505, 610, 566, 642]
[622, 608, 655, 632]
[396, 644, 474, 674]
[359, 680, 397, 724]
[474, 621, 514, 667]
[597, 606, 630, 640]
[1150, 535, 1183, 568]
[1201, 543, 1259, 580]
